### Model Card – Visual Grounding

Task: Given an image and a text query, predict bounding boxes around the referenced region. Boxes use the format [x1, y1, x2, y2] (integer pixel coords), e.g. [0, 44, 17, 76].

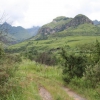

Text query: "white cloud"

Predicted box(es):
[0, 0, 100, 28]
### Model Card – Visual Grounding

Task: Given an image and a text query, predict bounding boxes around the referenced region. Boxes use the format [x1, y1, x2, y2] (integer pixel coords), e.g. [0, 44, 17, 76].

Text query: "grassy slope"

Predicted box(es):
[52, 23, 100, 37]
[7, 36, 100, 53]
[7, 60, 72, 100]
[6, 60, 100, 100]
[43, 17, 72, 29]
[6, 35, 100, 100]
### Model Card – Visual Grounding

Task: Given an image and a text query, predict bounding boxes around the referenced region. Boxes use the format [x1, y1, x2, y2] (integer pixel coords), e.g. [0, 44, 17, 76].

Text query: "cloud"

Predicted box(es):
[0, 0, 100, 28]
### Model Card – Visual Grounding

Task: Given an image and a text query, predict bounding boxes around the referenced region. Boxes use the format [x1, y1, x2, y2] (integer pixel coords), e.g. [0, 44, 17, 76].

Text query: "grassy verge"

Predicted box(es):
[67, 77, 100, 100]
[5, 60, 72, 100]
[2, 59, 100, 100]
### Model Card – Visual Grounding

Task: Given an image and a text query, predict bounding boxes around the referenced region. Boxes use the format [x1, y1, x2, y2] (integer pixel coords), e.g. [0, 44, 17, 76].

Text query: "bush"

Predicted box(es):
[0, 45, 22, 98]
[92, 40, 100, 64]
[61, 48, 87, 82]
[84, 63, 100, 88]
[35, 52, 56, 65]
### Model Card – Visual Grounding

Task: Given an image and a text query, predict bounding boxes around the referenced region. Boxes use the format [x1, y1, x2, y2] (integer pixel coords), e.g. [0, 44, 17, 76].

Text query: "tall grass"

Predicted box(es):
[4, 60, 72, 100]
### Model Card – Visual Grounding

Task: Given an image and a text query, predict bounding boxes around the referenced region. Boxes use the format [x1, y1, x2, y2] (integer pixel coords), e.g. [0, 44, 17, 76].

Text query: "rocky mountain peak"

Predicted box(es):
[68, 14, 93, 27]
[38, 14, 93, 35]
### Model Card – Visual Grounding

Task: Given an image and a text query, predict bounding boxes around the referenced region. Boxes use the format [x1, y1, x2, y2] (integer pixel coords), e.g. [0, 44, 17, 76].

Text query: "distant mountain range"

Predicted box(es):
[27, 26, 40, 36]
[0, 22, 40, 45]
[1, 14, 100, 45]
[93, 20, 100, 25]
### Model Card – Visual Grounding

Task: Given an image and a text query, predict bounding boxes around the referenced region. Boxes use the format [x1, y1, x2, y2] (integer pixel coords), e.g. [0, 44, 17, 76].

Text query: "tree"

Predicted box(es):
[93, 40, 100, 63]
[61, 48, 87, 82]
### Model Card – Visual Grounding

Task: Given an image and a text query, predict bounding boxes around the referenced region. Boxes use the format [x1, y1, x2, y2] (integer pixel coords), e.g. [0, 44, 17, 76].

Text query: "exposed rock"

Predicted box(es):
[38, 16, 71, 35]
[38, 14, 93, 35]
[65, 14, 93, 28]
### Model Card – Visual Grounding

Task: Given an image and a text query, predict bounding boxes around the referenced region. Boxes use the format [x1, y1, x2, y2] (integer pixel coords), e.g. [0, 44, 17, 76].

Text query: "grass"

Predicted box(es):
[2, 59, 100, 100]
[68, 82, 100, 100]
[42, 16, 72, 29]
[5, 60, 72, 100]
[5, 35, 100, 100]
[7, 36, 100, 53]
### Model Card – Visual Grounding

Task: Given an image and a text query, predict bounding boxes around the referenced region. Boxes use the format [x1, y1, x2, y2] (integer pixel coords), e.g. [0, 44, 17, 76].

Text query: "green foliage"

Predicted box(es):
[92, 40, 100, 63]
[36, 33, 48, 40]
[61, 48, 87, 82]
[43, 17, 72, 29]
[52, 23, 100, 37]
[23, 48, 38, 60]
[0, 45, 22, 99]
[68, 77, 100, 100]
[61, 40, 100, 100]
[0, 45, 5, 62]
[53, 16, 69, 22]
[35, 52, 56, 65]
[84, 63, 100, 88]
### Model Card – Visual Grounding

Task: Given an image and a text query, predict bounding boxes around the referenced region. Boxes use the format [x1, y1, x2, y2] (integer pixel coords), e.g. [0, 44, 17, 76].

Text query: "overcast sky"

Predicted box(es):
[0, 0, 100, 28]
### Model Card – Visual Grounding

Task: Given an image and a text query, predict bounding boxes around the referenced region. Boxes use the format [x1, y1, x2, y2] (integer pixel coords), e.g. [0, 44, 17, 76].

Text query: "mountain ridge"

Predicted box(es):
[0, 23, 40, 45]
[38, 14, 93, 35]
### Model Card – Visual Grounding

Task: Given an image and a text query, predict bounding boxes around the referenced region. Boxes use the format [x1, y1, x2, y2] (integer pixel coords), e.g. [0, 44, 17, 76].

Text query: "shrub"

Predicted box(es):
[35, 52, 56, 65]
[61, 48, 87, 83]
[84, 63, 100, 88]
[92, 40, 100, 64]
[0, 45, 22, 98]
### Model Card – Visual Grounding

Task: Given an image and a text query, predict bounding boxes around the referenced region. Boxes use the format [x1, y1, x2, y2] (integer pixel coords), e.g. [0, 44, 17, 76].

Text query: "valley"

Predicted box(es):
[0, 14, 100, 100]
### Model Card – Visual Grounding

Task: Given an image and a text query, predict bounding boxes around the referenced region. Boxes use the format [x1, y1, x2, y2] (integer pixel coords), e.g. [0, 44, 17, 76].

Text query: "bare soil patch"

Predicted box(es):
[63, 87, 86, 100]
[39, 87, 53, 100]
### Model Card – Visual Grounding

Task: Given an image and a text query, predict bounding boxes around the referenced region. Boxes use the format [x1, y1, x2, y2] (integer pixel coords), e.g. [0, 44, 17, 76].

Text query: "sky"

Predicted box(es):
[0, 0, 100, 28]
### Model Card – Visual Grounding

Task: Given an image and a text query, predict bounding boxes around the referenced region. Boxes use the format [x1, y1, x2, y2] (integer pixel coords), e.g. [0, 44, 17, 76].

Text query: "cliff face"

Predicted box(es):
[65, 14, 93, 28]
[38, 14, 93, 35]
[38, 16, 72, 35]
[39, 25, 66, 35]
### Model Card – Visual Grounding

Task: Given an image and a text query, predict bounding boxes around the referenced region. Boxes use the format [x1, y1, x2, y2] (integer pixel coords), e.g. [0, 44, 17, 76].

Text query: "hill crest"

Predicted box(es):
[38, 14, 93, 35]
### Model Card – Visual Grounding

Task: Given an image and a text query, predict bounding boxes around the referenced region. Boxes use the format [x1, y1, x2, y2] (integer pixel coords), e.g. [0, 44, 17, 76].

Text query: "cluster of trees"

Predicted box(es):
[22, 48, 56, 66]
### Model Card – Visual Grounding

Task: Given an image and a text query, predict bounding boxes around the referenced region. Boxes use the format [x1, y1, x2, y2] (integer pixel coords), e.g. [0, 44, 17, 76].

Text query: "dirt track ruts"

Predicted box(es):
[39, 87, 53, 100]
[63, 87, 86, 100]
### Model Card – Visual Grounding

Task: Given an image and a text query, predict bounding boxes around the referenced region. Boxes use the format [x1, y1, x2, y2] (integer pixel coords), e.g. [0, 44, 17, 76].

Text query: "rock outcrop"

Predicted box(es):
[38, 14, 93, 35]
[65, 14, 93, 28]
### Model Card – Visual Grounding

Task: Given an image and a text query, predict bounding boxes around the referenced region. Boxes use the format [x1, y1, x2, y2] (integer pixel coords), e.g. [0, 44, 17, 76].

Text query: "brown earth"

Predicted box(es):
[39, 87, 53, 100]
[62, 87, 86, 100]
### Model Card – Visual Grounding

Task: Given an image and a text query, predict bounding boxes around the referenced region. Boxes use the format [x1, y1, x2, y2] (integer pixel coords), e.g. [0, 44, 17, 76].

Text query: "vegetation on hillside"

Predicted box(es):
[1, 13, 100, 100]
[61, 40, 100, 100]
[43, 16, 72, 29]
[0, 44, 22, 99]
[1, 35, 100, 100]
[51, 23, 100, 37]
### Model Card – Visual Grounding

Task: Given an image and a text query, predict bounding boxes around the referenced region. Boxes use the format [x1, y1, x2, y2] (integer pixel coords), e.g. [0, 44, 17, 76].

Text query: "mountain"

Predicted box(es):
[1, 22, 32, 41]
[38, 16, 72, 35]
[38, 14, 93, 35]
[93, 20, 100, 25]
[66, 14, 93, 27]
[0, 22, 40, 45]
[26, 26, 40, 36]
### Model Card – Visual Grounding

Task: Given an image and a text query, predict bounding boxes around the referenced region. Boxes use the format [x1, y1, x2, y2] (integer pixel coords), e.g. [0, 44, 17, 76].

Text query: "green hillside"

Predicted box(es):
[43, 16, 72, 29]
[0, 23, 40, 44]
[51, 23, 100, 37]
[6, 36, 100, 54]
[38, 14, 93, 36]
[2, 14, 100, 100]
[5, 35, 100, 100]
